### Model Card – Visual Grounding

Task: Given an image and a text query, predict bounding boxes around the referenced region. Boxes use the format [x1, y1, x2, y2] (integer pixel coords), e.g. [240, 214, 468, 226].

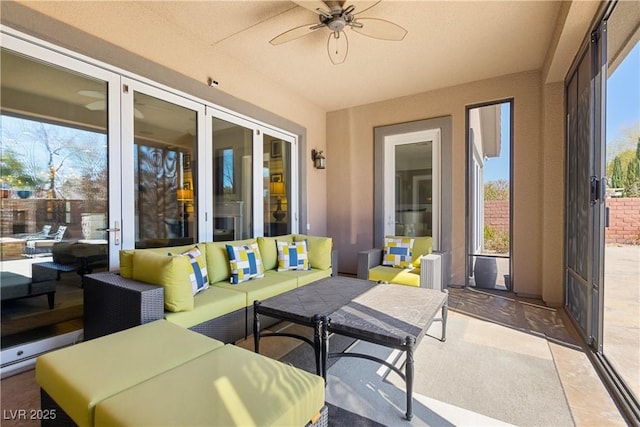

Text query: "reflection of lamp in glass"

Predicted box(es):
[176, 187, 193, 237]
[269, 181, 286, 222]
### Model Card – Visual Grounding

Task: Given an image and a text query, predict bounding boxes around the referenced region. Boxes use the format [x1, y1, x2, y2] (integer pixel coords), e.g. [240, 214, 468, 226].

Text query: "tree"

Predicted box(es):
[484, 180, 509, 201]
[610, 156, 625, 188]
[625, 158, 640, 197]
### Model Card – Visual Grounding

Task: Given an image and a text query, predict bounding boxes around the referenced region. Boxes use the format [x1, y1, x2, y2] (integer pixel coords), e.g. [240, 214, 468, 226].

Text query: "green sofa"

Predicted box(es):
[84, 234, 336, 342]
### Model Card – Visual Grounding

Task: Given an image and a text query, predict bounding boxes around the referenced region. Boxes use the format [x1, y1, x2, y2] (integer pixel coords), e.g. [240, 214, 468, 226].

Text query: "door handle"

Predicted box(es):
[97, 221, 120, 245]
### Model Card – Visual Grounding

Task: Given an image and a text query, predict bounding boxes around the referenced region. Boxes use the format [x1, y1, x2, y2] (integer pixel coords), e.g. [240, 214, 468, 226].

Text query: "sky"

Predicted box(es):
[484, 41, 639, 184]
[606, 41, 640, 150]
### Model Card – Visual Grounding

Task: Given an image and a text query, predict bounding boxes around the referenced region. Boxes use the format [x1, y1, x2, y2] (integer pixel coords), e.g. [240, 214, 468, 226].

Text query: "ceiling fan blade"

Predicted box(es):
[78, 90, 105, 99]
[85, 100, 106, 111]
[351, 18, 407, 41]
[292, 1, 331, 16]
[270, 23, 319, 45]
[349, 1, 380, 15]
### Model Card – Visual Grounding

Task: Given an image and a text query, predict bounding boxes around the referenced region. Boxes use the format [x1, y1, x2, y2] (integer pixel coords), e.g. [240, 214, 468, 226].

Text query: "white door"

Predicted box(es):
[383, 129, 441, 247]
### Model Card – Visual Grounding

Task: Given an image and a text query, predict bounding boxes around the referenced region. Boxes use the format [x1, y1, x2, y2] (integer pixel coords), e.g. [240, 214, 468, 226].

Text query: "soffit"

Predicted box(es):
[11, 1, 563, 112]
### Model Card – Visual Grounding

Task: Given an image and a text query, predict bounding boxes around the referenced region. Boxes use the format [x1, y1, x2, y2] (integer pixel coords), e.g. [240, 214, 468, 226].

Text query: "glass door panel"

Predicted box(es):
[264, 135, 292, 236]
[467, 101, 512, 290]
[603, 4, 640, 401]
[212, 117, 253, 241]
[132, 92, 198, 249]
[383, 129, 441, 244]
[0, 46, 114, 354]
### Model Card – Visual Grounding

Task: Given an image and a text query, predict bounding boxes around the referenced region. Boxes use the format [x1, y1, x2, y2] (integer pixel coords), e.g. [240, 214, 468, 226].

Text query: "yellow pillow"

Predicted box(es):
[257, 235, 293, 271]
[295, 235, 332, 270]
[119, 250, 135, 278]
[132, 251, 194, 312]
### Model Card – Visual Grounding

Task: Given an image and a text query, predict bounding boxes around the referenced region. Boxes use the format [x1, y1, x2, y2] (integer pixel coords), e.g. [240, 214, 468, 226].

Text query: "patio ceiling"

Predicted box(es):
[7, 1, 579, 112]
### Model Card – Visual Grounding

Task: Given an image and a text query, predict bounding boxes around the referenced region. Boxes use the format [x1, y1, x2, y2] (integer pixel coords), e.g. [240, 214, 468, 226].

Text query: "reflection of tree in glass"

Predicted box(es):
[1, 116, 107, 200]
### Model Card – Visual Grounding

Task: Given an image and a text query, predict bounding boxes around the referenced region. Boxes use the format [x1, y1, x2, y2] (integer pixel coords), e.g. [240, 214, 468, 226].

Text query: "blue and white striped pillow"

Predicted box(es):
[226, 243, 265, 284]
[277, 240, 311, 271]
[382, 237, 414, 269]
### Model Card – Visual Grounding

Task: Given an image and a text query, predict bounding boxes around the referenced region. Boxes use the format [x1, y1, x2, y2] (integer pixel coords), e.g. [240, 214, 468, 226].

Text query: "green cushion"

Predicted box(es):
[294, 234, 332, 270]
[368, 265, 421, 287]
[94, 344, 325, 427]
[256, 237, 276, 271]
[410, 236, 433, 267]
[119, 244, 203, 279]
[213, 272, 297, 306]
[204, 239, 256, 284]
[132, 251, 194, 312]
[119, 250, 135, 278]
[165, 286, 247, 329]
[278, 268, 332, 287]
[36, 320, 223, 427]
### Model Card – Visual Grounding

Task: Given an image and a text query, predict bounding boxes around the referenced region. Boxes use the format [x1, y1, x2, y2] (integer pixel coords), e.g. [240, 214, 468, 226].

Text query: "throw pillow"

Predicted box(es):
[294, 234, 332, 270]
[226, 242, 265, 284]
[277, 240, 311, 271]
[382, 237, 414, 269]
[169, 246, 209, 295]
[132, 251, 194, 312]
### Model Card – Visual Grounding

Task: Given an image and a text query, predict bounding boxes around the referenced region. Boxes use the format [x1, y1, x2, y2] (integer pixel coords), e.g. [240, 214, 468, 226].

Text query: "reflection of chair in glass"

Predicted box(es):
[24, 225, 52, 240]
[24, 226, 68, 258]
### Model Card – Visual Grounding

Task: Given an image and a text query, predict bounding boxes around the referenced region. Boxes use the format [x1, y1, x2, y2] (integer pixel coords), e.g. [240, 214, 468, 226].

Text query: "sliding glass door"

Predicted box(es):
[602, 0, 640, 409]
[0, 27, 300, 375]
[211, 117, 254, 241]
[0, 36, 121, 367]
[120, 82, 204, 249]
[565, 1, 639, 419]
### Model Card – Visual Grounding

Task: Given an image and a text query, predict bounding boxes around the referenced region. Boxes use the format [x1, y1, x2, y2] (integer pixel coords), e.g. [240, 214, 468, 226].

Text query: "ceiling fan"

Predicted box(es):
[270, 0, 407, 65]
[78, 90, 144, 119]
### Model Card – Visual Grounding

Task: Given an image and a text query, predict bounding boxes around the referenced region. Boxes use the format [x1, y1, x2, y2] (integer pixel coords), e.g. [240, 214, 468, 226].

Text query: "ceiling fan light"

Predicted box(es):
[327, 31, 348, 65]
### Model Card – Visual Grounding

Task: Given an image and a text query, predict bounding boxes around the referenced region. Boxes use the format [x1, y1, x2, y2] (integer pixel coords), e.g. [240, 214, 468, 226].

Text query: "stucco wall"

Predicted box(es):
[327, 71, 555, 300]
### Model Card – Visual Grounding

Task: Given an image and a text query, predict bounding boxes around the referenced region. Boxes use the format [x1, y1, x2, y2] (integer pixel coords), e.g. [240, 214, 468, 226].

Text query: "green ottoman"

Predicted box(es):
[94, 344, 326, 427]
[36, 320, 224, 427]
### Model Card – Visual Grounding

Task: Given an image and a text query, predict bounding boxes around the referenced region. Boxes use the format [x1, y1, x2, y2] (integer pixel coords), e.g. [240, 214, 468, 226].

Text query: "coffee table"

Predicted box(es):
[253, 277, 448, 421]
[253, 276, 376, 375]
[324, 283, 448, 420]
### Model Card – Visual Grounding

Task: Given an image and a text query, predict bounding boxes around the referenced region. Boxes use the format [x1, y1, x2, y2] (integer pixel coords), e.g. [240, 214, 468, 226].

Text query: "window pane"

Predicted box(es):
[264, 136, 291, 236]
[134, 92, 197, 248]
[212, 118, 252, 240]
[0, 48, 109, 348]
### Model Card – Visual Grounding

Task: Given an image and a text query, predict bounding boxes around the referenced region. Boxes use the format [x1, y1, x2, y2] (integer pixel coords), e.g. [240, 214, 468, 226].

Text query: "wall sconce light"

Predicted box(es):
[311, 149, 326, 169]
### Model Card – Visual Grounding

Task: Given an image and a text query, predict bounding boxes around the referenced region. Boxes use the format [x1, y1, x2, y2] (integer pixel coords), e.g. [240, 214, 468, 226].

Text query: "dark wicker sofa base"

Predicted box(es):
[83, 272, 279, 342]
